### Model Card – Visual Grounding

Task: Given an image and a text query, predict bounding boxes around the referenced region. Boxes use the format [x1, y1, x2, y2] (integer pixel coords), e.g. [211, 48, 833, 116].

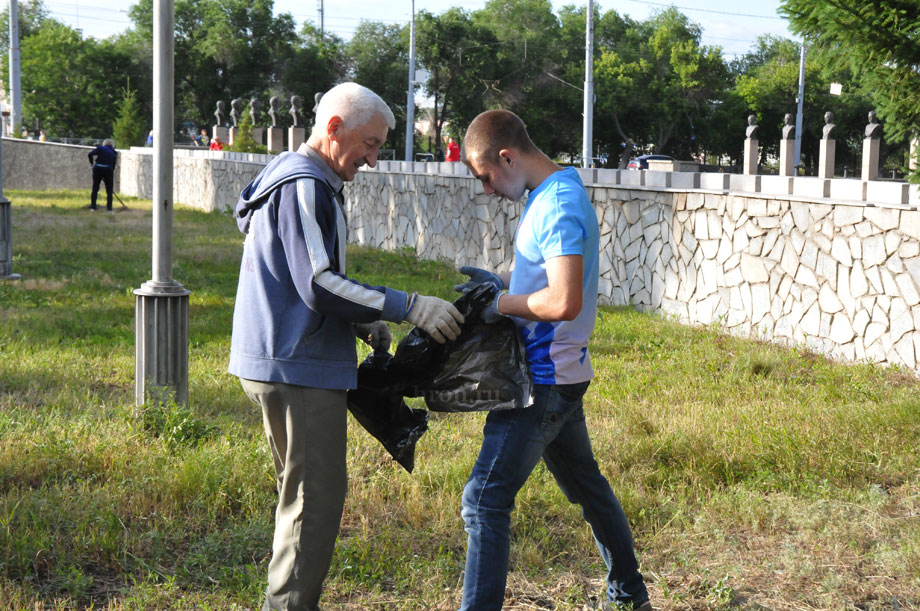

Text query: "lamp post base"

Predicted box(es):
[135, 281, 191, 408]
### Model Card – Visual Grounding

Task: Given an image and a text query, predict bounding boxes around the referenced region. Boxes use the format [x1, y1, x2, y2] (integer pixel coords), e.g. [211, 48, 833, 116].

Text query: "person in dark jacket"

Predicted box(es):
[229, 82, 464, 611]
[88, 139, 117, 211]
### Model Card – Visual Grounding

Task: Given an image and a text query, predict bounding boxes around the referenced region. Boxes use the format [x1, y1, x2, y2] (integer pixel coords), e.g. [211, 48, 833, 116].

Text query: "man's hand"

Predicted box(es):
[354, 321, 392, 353]
[453, 266, 505, 293]
[481, 292, 506, 324]
[406, 295, 465, 343]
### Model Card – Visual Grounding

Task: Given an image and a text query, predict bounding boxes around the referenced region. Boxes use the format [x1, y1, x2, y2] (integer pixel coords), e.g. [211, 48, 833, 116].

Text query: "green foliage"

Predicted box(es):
[138, 399, 214, 448]
[347, 21, 410, 152]
[781, 0, 920, 177]
[112, 83, 148, 148]
[416, 8, 499, 153]
[594, 8, 730, 159]
[228, 103, 260, 153]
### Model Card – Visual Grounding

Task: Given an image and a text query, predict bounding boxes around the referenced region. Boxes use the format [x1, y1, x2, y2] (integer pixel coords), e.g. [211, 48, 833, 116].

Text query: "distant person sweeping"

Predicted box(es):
[88, 139, 118, 212]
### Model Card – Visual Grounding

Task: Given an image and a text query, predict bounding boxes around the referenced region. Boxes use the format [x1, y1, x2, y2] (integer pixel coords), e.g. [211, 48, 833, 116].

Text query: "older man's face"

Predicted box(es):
[328, 113, 388, 181]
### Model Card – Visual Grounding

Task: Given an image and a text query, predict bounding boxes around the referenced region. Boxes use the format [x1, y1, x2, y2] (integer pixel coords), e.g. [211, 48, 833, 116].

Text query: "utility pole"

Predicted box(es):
[582, 0, 594, 168]
[8, 0, 22, 136]
[134, 0, 190, 408]
[316, 0, 324, 38]
[794, 41, 806, 170]
[405, 0, 416, 162]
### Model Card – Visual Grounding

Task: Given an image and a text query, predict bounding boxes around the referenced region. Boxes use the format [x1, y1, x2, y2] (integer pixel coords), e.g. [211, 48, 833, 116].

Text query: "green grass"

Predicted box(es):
[1, 190, 918, 610]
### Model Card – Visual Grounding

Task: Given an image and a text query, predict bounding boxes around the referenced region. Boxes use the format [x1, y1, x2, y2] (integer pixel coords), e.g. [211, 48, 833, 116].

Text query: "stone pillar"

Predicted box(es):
[267, 127, 283, 154]
[252, 127, 264, 146]
[779, 138, 795, 177]
[288, 126, 305, 152]
[909, 133, 918, 172]
[862, 137, 880, 181]
[228, 126, 239, 146]
[743, 138, 758, 175]
[819, 139, 835, 179]
[212, 125, 229, 144]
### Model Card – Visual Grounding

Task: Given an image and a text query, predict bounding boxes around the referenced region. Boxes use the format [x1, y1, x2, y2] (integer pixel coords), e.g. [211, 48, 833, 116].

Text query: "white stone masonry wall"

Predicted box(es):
[348, 165, 920, 375]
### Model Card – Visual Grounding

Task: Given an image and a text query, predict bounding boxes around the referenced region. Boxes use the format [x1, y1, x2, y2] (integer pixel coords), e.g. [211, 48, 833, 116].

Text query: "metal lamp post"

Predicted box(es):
[134, 0, 190, 407]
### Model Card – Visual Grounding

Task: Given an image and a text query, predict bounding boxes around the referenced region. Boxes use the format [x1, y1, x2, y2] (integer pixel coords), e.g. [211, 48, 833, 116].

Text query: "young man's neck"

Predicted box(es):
[523, 150, 563, 192]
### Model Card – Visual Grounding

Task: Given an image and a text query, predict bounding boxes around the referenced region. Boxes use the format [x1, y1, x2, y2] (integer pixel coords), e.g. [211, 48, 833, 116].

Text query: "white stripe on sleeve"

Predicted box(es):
[296, 178, 386, 310]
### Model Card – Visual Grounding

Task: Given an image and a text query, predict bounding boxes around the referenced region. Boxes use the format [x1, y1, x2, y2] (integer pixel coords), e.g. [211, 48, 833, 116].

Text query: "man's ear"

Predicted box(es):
[326, 115, 344, 139]
[498, 148, 515, 166]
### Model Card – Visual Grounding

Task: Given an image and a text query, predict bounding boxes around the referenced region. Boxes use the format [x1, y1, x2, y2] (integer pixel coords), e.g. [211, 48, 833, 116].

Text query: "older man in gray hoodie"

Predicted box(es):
[229, 82, 463, 611]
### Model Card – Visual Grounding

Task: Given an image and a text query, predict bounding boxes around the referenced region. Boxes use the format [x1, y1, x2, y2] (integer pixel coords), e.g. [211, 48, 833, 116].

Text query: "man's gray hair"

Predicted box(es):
[312, 82, 395, 136]
[103, 138, 114, 147]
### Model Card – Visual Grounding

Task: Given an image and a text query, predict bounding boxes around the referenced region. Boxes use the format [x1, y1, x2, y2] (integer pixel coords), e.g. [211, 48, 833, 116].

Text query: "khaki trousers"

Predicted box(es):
[240, 378, 347, 611]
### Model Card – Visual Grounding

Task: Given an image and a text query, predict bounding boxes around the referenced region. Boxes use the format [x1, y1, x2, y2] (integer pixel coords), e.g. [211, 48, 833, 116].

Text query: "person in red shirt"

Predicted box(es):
[210, 136, 224, 151]
[446, 137, 460, 162]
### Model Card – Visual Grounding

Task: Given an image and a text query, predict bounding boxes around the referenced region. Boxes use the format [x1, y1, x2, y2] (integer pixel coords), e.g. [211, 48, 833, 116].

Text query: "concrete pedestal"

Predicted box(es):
[862, 137, 880, 181]
[0, 199, 21, 280]
[779, 138, 795, 176]
[252, 127, 264, 146]
[267, 127, 284, 154]
[288, 126, 305, 152]
[819, 139, 835, 179]
[743, 138, 758, 175]
[910, 134, 918, 172]
[212, 125, 229, 145]
[135, 281, 190, 406]
[229, 126, 239, 146]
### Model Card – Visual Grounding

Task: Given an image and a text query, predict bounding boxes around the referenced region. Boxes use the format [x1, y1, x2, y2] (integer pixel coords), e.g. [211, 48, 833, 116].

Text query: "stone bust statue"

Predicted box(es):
[290, 95, 303, 128]
[865, 111, 882, 139]
[214, 100, 226, 127]
[268, 96, 280, 127]
[249, 98, 261, 126]
[822, 111, 836, 140]
[782, 113, 795, 140]
[229, 98, 242, 127]
[745, 114, 758, 139]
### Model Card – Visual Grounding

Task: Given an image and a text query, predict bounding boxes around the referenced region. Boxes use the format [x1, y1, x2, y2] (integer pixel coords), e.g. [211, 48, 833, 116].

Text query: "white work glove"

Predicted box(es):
[354, 321, 392, 353]
[405, 294, 465, 343]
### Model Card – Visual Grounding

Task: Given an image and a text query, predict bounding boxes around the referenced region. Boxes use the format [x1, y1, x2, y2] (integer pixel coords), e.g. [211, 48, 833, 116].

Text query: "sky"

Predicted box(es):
[41, 0, 798, 59]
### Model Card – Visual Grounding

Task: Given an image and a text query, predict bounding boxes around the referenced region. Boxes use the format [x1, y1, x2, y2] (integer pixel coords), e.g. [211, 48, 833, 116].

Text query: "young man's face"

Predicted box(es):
[465, 151, 527, 202]
[327, 114, 388, 181]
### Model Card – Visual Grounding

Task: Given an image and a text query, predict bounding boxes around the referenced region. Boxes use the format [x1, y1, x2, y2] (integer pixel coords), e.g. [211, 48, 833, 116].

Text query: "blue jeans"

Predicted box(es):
[459, 382, 648, 610]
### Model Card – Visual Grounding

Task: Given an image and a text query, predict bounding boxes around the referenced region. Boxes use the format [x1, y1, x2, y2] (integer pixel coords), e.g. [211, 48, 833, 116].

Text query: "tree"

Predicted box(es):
[594, 8, 730, 161]
[472, 0, 573, 155]
[780, 0, 920, 177]
[347, 21, 408, 152]
[228, 103, 264, 153]
[416, 8, 497, 151]
[126, 0, 301, 131]
[0, 0, 53, 49]
[112, 83, 148, 148]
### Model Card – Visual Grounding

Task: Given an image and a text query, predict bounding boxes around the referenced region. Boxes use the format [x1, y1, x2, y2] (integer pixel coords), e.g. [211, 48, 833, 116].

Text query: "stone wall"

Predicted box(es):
[8, 140, 920, 374]
[1, 137, 119, 192]
[118, 148, 270, 212]
[348, 162, 920, 374]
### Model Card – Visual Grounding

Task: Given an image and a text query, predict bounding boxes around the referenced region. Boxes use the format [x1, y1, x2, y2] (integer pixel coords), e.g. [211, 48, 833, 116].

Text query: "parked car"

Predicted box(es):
[627, 154, 673, 170]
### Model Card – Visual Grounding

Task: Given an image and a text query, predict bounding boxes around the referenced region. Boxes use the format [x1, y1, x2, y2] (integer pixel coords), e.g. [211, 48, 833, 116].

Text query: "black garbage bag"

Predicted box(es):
[347, 284, 532, 472]
[346, 351, 428, 473]
[390, 283, 533, 412]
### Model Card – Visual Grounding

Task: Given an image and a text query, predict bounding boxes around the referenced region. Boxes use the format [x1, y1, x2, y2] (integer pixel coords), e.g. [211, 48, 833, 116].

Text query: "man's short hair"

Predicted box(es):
[103, 138, 114, 147]
[462, 109, 537, 164]
[312, 82, 395, 136]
